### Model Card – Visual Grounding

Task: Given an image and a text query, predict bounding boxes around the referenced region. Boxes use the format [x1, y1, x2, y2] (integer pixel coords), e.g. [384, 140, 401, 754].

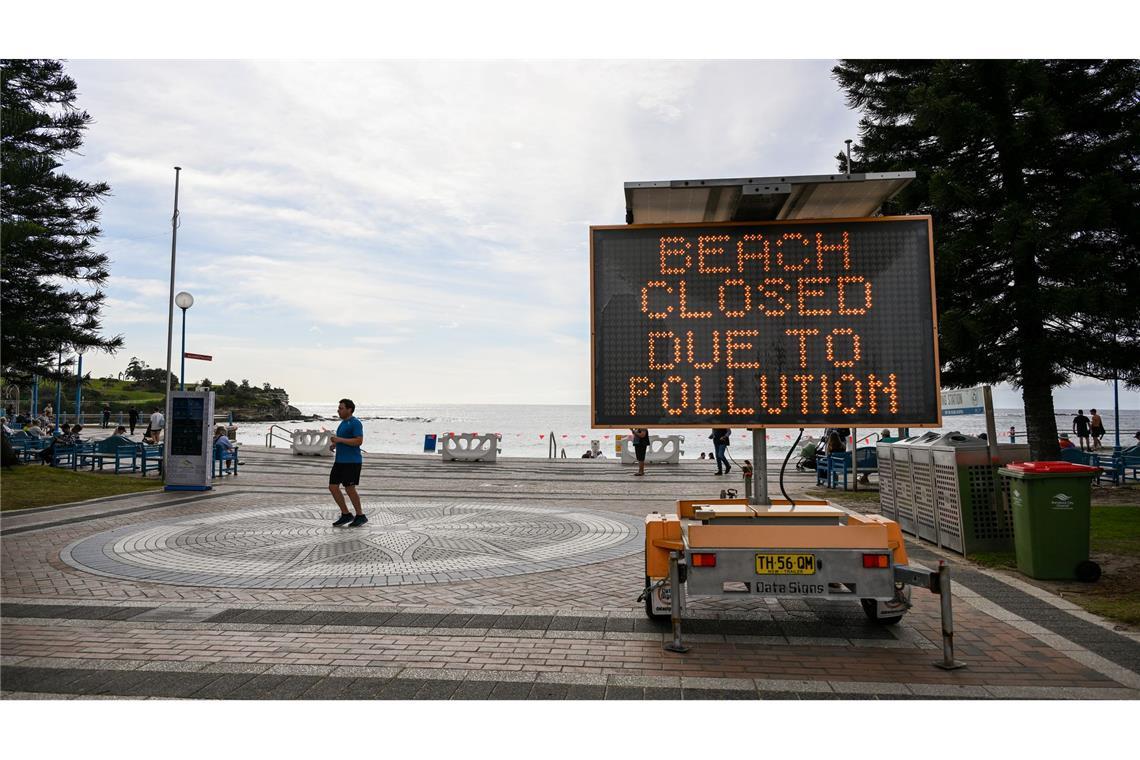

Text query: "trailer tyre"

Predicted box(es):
[644, 576, 669, 620]
[861, 598, 904, 625]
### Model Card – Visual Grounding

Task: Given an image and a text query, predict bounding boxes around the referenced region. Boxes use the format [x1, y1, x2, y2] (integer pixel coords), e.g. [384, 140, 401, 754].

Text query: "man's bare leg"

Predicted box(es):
[344, 484, 363, 515]
[329, 484, 350, 514]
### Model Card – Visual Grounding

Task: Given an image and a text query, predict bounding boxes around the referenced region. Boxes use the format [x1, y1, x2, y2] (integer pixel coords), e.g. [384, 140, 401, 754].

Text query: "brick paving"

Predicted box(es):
[2, 447, 1138, 699]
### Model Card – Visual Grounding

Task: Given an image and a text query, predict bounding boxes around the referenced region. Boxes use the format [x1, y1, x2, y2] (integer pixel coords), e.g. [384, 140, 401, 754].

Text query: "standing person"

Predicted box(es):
[1072, 409, 1092, 452]
[128, 406, 140, 436]
[329, 398, 367, 527]
[711, 428, 732, 475]
[149, 407, 165, 442]
[101, 403, 112, 428]
[1089, 409, 1105, 450]
[629, 427, 649, 476]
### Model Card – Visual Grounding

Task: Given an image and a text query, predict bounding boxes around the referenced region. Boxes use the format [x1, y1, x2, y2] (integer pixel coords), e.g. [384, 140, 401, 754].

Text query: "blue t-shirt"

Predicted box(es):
[335, 416, 364, 463]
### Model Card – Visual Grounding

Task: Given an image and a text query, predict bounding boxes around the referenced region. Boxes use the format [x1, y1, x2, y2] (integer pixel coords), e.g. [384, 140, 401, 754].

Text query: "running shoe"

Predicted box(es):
[350, 514, 368, 528]
[332, 513, 354, 527]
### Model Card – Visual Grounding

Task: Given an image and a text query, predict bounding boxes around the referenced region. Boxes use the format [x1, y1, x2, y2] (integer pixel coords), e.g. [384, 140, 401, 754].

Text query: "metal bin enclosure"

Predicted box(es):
[887, 432, 938, 536]
[909, 435, 941, 543]
[931, 436, 1029, 554]
[876, 440, 897, 521]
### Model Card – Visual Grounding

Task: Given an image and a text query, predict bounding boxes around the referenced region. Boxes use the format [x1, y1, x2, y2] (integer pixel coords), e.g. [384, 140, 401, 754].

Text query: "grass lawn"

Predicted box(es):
[963, 506, 1140, 626]
[0, 463, 162, 511]
[810, 482, 1140, 627]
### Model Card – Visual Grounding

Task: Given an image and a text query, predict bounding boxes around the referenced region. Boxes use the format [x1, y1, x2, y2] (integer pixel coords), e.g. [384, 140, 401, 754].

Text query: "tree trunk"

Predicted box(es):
[1021, 377, 1060, 460]
[980, 64, 1061, 461]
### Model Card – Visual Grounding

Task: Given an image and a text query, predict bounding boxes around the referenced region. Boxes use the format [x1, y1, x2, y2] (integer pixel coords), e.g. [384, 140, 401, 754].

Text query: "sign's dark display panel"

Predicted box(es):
[590, 216, 940, 427]
[171, 396, 205, 456]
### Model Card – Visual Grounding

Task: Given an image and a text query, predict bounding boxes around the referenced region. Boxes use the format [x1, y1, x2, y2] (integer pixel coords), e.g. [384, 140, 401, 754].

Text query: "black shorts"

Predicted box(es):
[633, 445, 647, 462]
[329, 462, 362, 486]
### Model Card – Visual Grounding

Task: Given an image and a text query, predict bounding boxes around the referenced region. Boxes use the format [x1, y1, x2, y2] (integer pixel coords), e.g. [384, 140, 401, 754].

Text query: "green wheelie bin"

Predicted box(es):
[999, 461, 1101, 581]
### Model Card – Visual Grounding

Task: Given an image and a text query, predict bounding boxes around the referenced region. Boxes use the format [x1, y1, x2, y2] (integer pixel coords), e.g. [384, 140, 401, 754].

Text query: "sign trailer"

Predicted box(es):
[596, 186, 963, 666]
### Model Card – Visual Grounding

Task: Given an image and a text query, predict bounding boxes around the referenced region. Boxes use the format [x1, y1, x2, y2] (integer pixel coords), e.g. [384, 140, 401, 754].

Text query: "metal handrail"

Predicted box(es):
[548, 431, 556, 459]
[265, 424, 293, 448]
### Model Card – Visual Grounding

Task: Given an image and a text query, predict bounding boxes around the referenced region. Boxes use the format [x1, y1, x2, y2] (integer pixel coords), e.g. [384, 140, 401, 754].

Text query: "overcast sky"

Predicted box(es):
[59, 59, 846, 403]
[57, 58, 1137, 411]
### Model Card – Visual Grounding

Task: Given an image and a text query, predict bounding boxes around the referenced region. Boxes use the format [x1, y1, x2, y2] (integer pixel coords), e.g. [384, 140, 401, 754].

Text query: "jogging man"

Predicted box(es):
[329, 398, 367, 527]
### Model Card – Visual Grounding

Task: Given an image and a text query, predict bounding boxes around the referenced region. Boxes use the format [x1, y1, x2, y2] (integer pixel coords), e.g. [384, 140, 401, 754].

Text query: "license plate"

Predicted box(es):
[755, 553, 816, 575]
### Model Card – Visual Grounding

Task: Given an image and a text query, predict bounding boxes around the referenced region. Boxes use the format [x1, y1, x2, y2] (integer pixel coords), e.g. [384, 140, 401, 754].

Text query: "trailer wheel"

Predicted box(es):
[861, 598, 904, 625]
[645, 575, 669, 620]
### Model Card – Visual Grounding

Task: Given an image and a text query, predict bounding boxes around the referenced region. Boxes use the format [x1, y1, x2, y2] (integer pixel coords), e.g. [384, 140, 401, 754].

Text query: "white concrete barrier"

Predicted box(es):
[620, 435, 684, 465]
[440, 433, 499, 462]
[291, 429, 332, 456]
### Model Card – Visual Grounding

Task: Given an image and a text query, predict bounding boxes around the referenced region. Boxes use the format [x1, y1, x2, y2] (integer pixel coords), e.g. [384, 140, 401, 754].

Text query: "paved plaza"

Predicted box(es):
[2, 447, 1139, 700]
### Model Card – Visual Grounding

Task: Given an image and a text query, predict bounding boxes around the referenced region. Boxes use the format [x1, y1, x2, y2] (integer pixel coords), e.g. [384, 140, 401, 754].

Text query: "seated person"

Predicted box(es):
[24, 421, 44, 438]
[1, 417, 13, 436]
[105, 426, 135, 446]
[70, 424, 84, 442]
[213, 425, 236, 471]
[580, 450, 593, 458]
[39, 424, 73, 464]
[141, 426, 158, 445]
[825, 431, 846, 455]
[699, 452, 706, 459]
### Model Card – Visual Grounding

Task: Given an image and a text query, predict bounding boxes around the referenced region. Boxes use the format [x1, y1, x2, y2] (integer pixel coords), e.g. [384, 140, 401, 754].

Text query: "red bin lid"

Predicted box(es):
[1004, 461, 1100, 474]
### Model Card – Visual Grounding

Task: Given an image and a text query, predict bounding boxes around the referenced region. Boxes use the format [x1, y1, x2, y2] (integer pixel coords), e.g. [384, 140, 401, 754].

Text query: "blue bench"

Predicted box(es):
[1101, 453, 1140, 484]
[1058, 448, 1120, 485]
[77, 437, 140, 473]
[816, 447, 878, 489]
[17, 437, 52, 462]
[140, 444, 164, 477]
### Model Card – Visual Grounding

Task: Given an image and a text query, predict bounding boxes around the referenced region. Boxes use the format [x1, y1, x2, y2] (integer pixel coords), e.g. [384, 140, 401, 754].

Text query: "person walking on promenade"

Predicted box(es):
[1090, 409, 1106, 450]
[630, 427, 649, 476]
[101, 404, 112, 428]
[711, 428, 732, 475]
[128, 406, 139, 436]
[1072, 409, 1092, 452]
[329, 398, 367, 527]
[149, 407, 165, 442]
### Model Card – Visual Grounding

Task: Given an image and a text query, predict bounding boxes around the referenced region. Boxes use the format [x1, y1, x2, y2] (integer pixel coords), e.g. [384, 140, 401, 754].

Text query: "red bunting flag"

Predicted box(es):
[539, 434, 545, 439]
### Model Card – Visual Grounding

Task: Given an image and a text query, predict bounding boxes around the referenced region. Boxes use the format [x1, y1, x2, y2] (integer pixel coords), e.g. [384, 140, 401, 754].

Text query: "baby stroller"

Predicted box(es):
[794, 441, 819, 471]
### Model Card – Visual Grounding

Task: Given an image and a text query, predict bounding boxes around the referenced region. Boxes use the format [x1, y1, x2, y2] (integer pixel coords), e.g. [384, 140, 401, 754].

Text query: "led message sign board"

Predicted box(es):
[590, 216, 940, 428]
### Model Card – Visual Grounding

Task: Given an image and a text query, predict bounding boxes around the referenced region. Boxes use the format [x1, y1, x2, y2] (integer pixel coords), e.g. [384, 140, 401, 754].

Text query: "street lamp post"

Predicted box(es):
[176, 291, 194, 391]
[55, 346, 63, 433]
[75, 346, 86, 426]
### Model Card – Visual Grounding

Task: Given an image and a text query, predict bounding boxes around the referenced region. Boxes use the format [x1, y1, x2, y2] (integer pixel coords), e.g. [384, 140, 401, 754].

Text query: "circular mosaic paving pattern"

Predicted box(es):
[61, 500, 644, 588]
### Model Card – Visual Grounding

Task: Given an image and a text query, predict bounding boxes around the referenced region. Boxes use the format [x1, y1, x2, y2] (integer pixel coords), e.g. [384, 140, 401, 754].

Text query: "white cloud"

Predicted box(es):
[66, 59, 867, 403]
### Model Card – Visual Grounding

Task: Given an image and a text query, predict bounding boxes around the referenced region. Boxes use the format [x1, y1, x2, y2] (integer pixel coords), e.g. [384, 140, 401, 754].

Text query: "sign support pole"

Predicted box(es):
[751, 429, 769, 506]
[983, 385, 999, 463]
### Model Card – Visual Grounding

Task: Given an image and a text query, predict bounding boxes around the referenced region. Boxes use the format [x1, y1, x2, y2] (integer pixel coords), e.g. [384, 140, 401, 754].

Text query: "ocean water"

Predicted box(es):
[233, 404, 1140, 459]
